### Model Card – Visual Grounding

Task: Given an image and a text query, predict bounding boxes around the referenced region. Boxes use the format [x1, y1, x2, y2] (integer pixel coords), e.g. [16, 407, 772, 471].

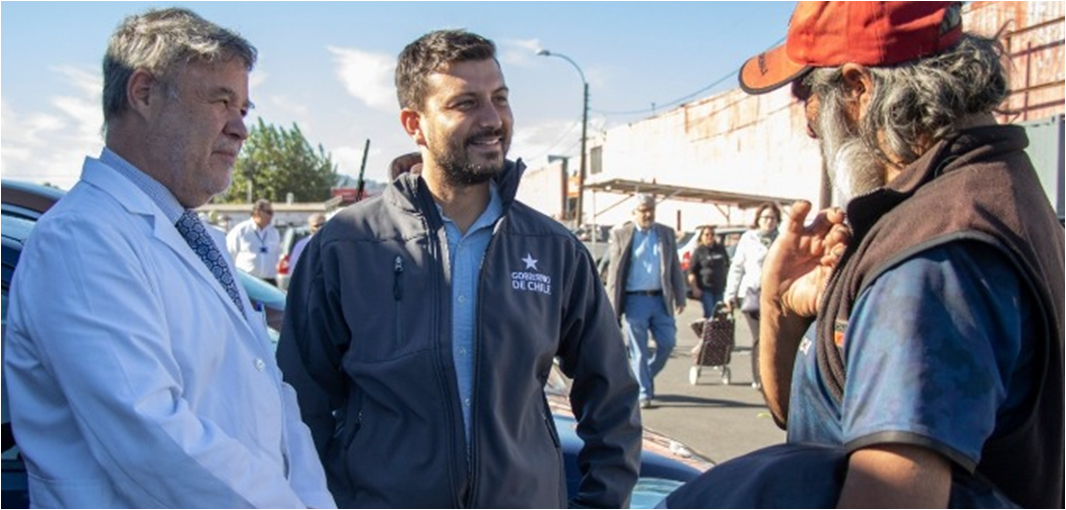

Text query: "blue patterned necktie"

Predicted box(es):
[175, 210, 246, 318]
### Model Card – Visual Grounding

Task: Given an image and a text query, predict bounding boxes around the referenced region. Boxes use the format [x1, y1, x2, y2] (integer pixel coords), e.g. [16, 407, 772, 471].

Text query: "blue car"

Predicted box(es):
[1, 180, 712, 507]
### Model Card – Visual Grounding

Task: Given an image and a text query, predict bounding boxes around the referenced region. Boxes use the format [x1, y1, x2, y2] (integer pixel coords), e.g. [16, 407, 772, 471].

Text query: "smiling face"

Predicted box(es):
[404, 58, 512, 187]
[143, 58, 250, 207]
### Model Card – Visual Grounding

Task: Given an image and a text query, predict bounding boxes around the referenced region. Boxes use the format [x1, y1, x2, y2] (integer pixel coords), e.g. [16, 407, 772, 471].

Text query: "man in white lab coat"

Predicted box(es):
[2, 8, 334, 508]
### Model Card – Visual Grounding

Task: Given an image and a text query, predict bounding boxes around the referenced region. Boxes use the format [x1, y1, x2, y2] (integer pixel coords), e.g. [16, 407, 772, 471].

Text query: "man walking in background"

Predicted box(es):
[605, 193, 687, 409]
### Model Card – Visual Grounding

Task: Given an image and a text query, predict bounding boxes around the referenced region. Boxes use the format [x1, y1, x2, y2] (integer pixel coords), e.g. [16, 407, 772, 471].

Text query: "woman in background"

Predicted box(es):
[687, 225, 730, 318]
[725, 203, 781, 391]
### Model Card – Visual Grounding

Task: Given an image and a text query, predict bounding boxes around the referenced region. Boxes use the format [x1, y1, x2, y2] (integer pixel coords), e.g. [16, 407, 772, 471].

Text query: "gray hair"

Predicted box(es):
[806, 33, 1008, 166]
[634, 193, 656, 209]
[102, 8, 257, 130]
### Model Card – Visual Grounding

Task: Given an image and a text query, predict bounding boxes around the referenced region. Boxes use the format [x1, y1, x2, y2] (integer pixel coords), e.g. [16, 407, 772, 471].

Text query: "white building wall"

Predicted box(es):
[516, 160, 567, 220]
[588, 86, 824, 234]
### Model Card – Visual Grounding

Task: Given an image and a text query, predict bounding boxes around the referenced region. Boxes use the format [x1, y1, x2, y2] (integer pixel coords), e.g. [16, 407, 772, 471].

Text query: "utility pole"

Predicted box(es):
[577, 81, 589, 228]
[538, 49, 589, 228]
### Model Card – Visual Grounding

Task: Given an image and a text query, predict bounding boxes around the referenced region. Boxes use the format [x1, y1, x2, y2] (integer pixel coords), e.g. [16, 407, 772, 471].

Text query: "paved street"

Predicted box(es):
[635, 304, 785, 465]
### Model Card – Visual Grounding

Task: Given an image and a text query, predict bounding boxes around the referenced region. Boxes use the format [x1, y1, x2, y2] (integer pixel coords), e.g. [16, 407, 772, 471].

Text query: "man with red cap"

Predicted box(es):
[668, 2, 1063, 508]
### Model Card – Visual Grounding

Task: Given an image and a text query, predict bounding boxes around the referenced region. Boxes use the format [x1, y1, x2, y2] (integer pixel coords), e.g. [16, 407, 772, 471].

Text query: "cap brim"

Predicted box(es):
[739, 43, 812, 95]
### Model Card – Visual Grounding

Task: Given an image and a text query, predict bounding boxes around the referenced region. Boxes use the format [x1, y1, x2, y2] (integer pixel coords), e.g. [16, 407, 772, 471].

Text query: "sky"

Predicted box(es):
[1, 1, 796, 190]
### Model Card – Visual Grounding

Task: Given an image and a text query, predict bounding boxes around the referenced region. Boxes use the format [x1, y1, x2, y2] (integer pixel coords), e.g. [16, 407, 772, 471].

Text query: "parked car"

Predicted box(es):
[677, 225, 746, 272]
[1, 182, 712, 507]
[275, 224, 312, 290]
[0, 180, 66, 221]
[0, 180, 287, 339]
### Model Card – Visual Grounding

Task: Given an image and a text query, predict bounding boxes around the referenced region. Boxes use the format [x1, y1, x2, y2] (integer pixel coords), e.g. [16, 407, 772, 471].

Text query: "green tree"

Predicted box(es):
[217, 118, 338, 203]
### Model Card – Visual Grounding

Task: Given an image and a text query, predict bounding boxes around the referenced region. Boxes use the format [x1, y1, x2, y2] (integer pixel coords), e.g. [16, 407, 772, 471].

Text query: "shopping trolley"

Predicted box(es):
[687, 304, 735, 385]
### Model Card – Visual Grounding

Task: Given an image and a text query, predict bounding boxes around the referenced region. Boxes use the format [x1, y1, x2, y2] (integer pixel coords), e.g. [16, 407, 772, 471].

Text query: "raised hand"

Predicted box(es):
[764, 201, 849, 318]
[757, 200, 849, 427]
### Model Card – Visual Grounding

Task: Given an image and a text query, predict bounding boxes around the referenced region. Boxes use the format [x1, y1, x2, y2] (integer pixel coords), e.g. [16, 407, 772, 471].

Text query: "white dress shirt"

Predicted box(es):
[227, 218, 281, 279]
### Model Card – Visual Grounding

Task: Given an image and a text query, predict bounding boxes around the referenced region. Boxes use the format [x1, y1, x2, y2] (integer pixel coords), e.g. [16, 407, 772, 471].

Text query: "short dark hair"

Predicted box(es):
[252, 199, 273, 215]
[102, 8, 256, 130]
[395, 29, 497, 110]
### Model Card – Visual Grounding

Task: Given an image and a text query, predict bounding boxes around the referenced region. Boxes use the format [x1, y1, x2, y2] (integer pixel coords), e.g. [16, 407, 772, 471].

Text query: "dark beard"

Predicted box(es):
[434, 127, 508, 187]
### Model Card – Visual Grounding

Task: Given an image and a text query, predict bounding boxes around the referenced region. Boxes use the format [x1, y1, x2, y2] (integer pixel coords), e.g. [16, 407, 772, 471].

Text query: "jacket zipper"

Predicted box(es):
[464, 219, 505, 508]
[420, 200, 463, 508]
[393, 255, 404, 344]
[542, 396, 561, 448]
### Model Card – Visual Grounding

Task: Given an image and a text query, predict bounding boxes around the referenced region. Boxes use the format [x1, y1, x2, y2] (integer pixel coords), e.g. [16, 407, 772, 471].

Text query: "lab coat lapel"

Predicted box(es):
[81, 160, 254, 330]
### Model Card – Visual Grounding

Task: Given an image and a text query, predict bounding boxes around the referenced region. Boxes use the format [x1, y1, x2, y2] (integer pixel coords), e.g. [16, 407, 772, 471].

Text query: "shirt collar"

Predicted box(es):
[100, 147, 186, 223]
[436, 182, 503, 235]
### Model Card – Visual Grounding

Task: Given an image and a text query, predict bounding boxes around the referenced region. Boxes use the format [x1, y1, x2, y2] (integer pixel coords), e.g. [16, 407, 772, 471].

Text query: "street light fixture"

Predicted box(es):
[537, 49, 589, 227]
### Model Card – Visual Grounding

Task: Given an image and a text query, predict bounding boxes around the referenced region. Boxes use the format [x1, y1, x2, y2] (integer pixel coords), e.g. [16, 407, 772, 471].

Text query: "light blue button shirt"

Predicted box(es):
[438, 183, 503, 446]
[626, 226, 662, 291]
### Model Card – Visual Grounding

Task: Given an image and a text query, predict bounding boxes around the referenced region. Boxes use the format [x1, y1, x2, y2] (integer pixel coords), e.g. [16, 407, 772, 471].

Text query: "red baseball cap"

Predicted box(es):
[739, 1, 963, 95]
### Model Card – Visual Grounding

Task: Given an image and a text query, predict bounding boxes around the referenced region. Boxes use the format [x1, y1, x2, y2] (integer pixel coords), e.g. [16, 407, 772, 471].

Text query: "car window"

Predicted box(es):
[718, 231, 743, 258]
[281, 226, 312, 256]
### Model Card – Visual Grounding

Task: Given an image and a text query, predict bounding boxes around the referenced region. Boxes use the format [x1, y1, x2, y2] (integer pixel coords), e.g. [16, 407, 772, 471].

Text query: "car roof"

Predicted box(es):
[0, 180, 65, 216]
[1, 214, 36, 245]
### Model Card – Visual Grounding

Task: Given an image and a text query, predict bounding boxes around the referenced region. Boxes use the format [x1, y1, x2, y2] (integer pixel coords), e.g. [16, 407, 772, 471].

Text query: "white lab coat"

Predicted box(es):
[3, 157, 335, 508]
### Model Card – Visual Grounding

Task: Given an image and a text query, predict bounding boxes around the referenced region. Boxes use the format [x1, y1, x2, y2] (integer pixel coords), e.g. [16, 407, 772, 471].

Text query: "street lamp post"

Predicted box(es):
[537, 49, 589, 228]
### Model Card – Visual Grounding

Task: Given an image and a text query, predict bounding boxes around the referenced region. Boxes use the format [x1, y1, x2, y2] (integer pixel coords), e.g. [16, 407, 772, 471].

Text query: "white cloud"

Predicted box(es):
[510, 118, 582, 167]
[1, 67, 103, 189]
[52, 95, 102, 140]
[328, 46, 396, 111]
[333, 144, 370, 178]
[255, 95, 314, 138]
[266, 95, 309, 117]
[51, 66, 98, 96]
[500, 38, 543, 68]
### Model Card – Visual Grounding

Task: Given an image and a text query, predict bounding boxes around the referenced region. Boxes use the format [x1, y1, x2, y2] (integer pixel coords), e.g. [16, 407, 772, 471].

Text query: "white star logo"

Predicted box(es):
[522, 253, 538, 271]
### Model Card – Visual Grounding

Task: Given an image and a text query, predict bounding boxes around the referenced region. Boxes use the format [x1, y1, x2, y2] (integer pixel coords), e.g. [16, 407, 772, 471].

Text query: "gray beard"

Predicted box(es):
[818, 96, 885, 204]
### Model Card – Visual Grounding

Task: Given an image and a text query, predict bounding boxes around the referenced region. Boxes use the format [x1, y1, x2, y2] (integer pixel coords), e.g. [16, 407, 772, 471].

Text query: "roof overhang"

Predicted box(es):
[584, 178, 799, 210]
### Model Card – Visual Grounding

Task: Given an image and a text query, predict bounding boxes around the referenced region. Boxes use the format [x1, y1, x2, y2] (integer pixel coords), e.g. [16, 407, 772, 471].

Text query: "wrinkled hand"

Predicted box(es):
[762, 201, 849, 318]
[758, 200, 849, 428]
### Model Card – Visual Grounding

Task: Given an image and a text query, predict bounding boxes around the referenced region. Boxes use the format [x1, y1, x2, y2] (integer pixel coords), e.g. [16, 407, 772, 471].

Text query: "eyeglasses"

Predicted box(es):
[259, 210, 274, 216]
[759, 215, 777, 221]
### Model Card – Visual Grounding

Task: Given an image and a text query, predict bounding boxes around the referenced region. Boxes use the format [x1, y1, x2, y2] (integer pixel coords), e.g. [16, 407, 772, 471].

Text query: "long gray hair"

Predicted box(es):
[806, 34, 1008, 167]
[102, 8, 257, 130]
